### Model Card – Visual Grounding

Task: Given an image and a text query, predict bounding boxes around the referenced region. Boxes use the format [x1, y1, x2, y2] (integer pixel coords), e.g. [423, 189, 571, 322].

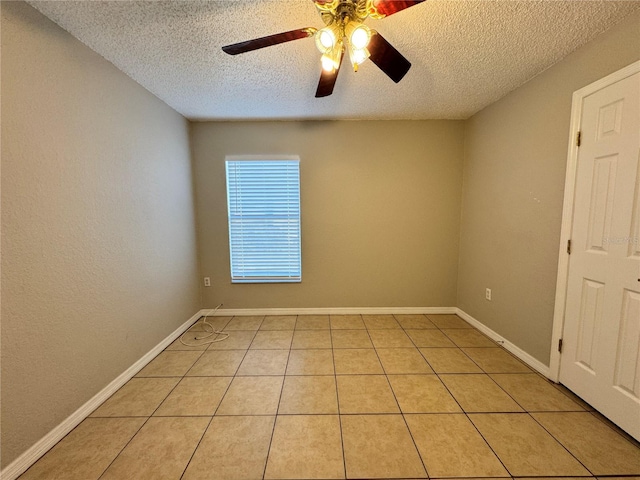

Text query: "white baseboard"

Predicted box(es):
[1, 309, 206, 480]
[455, 308, 550, 377]
[210, 306, 458, 316]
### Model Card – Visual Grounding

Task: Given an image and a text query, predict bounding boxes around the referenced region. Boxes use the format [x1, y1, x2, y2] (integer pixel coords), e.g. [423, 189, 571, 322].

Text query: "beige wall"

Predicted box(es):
[1, 2, 200, 467]
[191, 120, 464, 309]
[457, 11, 640, 365]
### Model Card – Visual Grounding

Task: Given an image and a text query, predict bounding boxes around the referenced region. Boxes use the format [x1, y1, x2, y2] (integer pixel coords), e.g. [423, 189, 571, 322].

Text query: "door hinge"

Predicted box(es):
[576, 131, 581, 147]
[558, 338, 563, 353]
[567, 239, 572, 255]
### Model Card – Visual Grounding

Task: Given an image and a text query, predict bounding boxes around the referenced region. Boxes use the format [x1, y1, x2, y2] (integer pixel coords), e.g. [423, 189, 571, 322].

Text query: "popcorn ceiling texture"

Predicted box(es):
[27, 0, 639, 120]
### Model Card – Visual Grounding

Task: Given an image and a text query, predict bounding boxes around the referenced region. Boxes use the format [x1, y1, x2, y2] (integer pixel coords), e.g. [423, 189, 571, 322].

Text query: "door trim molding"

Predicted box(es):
[549, 60, 640, 382]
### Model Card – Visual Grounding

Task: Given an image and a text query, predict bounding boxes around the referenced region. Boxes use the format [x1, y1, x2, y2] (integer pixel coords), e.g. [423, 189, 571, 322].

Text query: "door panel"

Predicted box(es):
[586, 154, 617, 253]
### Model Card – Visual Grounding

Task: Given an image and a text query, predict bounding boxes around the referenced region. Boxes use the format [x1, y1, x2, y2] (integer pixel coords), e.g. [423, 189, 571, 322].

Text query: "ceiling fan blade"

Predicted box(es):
[222, 28, 316, 55]
[315, 51, 344, 97]
[368, 32, 411, 83]
[369, 0, 426, 18]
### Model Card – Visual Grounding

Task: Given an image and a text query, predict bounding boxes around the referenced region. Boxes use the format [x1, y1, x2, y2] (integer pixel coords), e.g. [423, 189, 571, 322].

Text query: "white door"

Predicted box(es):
[560, 68, 640, 440]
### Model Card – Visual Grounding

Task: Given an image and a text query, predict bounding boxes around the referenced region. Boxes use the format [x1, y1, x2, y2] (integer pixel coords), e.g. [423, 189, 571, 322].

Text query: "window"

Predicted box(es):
[225, 156, 301, 283]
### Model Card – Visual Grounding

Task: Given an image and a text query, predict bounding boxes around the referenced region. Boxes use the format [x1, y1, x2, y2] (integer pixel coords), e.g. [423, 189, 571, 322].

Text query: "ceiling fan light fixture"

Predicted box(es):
[222, 0, 423, 97]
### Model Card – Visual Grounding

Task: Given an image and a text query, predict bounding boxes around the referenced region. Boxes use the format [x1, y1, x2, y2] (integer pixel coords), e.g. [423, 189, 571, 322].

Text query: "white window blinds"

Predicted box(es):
[225, 157, 301, 283]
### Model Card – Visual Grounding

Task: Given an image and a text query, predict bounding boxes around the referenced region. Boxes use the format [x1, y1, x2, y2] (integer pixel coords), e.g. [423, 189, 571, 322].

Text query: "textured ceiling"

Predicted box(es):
[28, 0, 639, 120]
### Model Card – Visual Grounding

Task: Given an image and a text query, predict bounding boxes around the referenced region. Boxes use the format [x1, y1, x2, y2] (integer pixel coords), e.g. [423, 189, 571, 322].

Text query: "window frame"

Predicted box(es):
[225, 155, 302, 284]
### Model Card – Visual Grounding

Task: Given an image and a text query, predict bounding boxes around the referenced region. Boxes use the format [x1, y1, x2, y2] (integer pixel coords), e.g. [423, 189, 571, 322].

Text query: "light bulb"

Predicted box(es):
[315, 26, 337, 54]
[319, 29, 335, 49]
[350, 25, 370, 49]
[321, 54, 335, 72]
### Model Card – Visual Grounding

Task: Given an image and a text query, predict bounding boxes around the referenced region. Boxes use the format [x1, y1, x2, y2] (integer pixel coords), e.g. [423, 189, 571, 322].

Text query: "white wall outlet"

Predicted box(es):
[204, 277, 211, 287]
[485, 288, 492, 301]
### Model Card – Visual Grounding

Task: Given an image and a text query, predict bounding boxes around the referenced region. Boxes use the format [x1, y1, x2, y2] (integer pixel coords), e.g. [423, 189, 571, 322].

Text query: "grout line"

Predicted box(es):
[260, 316, 295, 480]
[177, 376, 236, 479]
[96, 349, 208, 479]
[397, 313, 513, 478]
[179, 317, 256, 479]
[365, 319, 431, 477]
[330, 313, 349, 479]
[527, 412, 596, 477]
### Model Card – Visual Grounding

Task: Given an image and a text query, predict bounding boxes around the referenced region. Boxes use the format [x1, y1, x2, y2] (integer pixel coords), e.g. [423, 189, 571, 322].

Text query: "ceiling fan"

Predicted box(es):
[222, 0, 425, 97]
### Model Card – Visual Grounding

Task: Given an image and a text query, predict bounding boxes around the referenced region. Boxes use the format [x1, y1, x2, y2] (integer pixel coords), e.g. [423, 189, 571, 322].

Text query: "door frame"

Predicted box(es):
[549, 60, 640, 383]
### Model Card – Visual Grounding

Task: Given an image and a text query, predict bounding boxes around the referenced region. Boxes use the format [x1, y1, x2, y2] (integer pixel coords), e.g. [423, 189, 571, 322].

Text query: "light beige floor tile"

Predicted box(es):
[18, 418, 145, 480]
[291, 329, 332, 349]
[553, 383, 595, 411]
[337, 375, 399, 413]
[331, 329, 373, 348]
[441, 478, 521, 480]
[388, 375, 460, 413]
[532, 412, 640, 475]
[377, 348, 434, 374]
[136, 351, 203, 377]
[279, 376, 338, 414]
[260, 315, 297, 330]
[100, 417, 209, 480]
[186, 350, 246, 376]
[406, 329, 456, 347]
[519, 478, 595, 480]
[463, 347, 532, 373]
[191, 316, 232, 332]
[419, 347, 482, 373]
[333, 348, 384, 374]
[183, 416, 275, 480]
[224, 315, 264, 330]
[427, 314, 473, 329]
[249, 330, 294, 349]
[442, 329, 497, 348]
[165, 330, 212, 351]
[589, 410, 639, 444]
[216, 376, 284, 415]
[295, 315, 330, 330]
[286, 349, 334, 375]
[154, 377, 232, 416]
[469, 413, 591, 477]
[394, 314, 437, 329]
[363, 314, 401, 329]
[91, 377, 179, 417]
[236, 349, 289, 376]
[207, 330, 255, 350]
[265, 415, 344, 479]
[597, 477, 640, 480]
[405, 414, 509, 477]
[440, 374, 523, 412]
[341, 414, 427, 478]
[330, 314, 366, 329]
[369, 329, 414, 348]
[491, 374, 584, 411]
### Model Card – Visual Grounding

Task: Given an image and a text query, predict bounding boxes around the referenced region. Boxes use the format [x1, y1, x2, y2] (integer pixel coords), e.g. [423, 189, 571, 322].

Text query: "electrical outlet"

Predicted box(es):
[485, 288, 492, 301]
[204, 277, 211, 287]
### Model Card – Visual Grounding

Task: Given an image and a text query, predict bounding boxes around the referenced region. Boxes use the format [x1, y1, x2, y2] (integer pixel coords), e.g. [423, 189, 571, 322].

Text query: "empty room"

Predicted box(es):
[1, 0, 639, 479]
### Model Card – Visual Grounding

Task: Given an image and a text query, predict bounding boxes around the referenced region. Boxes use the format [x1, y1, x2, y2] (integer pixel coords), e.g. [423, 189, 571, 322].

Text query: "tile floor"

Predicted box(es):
[18, 314, 640, 479]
